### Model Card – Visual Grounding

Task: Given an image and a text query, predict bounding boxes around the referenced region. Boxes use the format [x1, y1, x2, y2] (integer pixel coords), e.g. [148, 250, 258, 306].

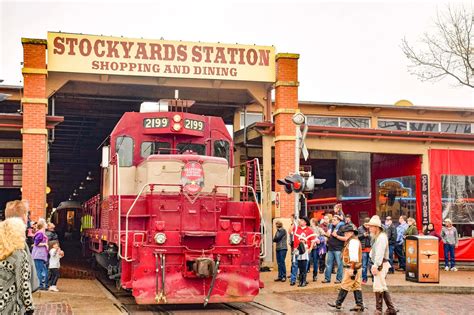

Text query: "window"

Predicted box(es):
[213, 140, 230, 161]
[378, 120, 408, 131]
[239, 112, 262, 129]
[141, 141, 171, 158]
[441, 123, 472, 134]
[177, 143, 206, 155]
[337, 152, 371, 200]
[307, 116, 338, 127]
[441, 175, 474, 237]
[409, 122, 439, 132]
[115, 136, 133, 167]
[376, 176, 417, 221]
[340, 117, 370, 128]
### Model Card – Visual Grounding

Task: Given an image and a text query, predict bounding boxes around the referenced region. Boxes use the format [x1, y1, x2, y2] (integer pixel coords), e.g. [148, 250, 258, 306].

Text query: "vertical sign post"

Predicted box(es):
[421, 174, 430, 225]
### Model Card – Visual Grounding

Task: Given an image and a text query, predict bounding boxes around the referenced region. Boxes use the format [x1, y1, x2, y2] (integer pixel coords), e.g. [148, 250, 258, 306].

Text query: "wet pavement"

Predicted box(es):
[278, 292, 474, 315]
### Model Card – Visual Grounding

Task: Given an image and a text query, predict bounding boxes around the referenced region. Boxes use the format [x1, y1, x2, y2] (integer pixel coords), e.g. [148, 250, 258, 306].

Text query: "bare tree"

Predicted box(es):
[402, 5, 473, 88]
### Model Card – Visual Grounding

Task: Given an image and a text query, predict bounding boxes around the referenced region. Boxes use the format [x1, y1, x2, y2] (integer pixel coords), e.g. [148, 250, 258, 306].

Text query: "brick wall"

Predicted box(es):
[22, 40, 48, 221]
[274, 54, 299, 218]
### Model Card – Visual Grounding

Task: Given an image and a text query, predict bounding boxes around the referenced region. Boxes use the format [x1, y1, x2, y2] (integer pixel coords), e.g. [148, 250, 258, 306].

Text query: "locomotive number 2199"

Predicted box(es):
[184, 119, 204, 131]
[144, 118, 169, 128]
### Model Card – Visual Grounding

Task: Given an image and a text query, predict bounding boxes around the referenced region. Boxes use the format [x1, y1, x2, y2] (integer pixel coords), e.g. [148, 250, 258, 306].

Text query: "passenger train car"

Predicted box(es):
[82, 104, 263, 305]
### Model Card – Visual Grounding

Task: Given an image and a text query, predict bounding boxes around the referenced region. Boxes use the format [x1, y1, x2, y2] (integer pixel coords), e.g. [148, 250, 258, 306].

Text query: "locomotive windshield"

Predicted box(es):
[213, 140, 230, 161]
[141, 141, 172, 157]
[116, 136, 133, 167]
[177, 143, 206, 155]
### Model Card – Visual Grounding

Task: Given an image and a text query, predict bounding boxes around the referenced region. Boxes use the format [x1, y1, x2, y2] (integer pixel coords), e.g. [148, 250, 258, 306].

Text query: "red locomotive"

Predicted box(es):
[82, 102, 263, 305]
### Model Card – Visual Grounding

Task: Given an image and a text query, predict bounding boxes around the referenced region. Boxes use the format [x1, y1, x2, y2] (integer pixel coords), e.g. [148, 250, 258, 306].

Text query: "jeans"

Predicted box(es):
[443, 244, 456, 268]
[309, 248, 319, 277]
[34, 259, 48, 289]
[388, 244, 395, 271]
[324, 250, 342, 282]
[276, 249, 287, 280]
[48, 268, 60, 286]
[362, 252, 370, 282]
[290, 255, 299, 283]
[394, 243, 405, 269]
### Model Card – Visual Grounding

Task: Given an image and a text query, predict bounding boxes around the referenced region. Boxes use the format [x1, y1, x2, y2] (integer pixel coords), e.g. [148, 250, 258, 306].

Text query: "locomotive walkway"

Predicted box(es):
[32, 269, 474, 314]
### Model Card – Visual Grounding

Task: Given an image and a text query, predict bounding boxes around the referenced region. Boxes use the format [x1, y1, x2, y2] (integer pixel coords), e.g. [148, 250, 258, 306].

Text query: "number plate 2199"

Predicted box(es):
[184, 119, 204, 131]
[143, 118, 169, 128]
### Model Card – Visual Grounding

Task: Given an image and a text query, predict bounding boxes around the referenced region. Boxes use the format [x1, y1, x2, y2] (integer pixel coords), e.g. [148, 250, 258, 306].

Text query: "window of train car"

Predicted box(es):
[177, 143, 206, 155]
[213, 140, 230, 161]
[115, 136, 134, 167]
[141, 141, 172, 157]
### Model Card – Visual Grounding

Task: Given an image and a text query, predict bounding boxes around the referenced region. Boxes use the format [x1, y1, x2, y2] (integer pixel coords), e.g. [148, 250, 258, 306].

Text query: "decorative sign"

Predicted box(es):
[0, 158, 22, 188]
[143, 117, 169, 128]
[421, 174, 430, 225]
[184, 119, 204, 131]
[181, 161, 204, 194]
[47, 32, 275, 82]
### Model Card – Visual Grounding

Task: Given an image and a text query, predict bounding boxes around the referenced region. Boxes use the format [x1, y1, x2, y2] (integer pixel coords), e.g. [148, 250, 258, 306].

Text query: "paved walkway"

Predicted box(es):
[33, 279, 122, 315]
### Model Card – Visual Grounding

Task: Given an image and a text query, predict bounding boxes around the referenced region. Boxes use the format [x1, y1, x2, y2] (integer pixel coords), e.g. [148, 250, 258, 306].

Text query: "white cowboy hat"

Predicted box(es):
[367, 215, 383, 228]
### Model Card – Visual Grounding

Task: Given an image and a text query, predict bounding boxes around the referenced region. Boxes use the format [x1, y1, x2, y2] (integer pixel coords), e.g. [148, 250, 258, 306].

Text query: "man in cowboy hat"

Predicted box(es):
[367, 215, 398, 314]
[291, 217, 314, 287]
[328, 224, 364, 311]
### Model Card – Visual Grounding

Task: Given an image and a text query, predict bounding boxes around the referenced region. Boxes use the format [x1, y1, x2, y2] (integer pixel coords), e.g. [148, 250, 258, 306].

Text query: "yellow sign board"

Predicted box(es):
[47, 32, 276, 82]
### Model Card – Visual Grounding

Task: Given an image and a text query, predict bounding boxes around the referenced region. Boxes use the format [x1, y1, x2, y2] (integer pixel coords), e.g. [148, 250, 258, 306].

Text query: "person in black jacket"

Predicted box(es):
[357, 217, 371, 284]
[384, 216, 397, 274]
[273, 220, 288, 282]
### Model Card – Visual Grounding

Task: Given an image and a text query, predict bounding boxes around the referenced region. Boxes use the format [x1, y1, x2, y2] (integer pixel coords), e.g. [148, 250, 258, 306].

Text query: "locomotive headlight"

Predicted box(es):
[172, 123, 182, 131]
[154, 233, 166, 244]
[229, 233, 242, 245]
[173, 114, 182, 123]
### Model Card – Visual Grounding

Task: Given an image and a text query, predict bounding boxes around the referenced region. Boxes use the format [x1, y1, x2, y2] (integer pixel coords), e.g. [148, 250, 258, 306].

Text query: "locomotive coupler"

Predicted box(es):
[203, 254, 220, 307]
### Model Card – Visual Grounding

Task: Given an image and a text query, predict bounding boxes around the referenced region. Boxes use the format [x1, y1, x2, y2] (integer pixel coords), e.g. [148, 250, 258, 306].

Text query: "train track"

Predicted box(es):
[97, 273, 284, 314]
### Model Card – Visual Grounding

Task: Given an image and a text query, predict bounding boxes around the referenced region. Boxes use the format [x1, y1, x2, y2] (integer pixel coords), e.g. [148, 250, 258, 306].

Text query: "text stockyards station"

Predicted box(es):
[48, 32, 276, 82]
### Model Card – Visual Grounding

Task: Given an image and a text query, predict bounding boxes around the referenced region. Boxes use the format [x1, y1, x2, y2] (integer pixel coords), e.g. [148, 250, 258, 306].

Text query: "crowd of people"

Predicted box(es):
[0, 200, 65, 314]
[273, 203, 460, 313]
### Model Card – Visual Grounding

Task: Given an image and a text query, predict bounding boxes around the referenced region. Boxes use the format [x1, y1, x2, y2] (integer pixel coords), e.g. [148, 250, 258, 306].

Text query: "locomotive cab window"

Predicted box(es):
[115, 136, 134, 167]
[213, 140, 230, 161]
[177, 143, 206, 155]
[141, 141, 171, 158]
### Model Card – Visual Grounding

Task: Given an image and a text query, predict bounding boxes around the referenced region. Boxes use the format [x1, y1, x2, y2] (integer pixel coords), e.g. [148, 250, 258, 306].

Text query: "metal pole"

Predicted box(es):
[294, 125, 300, 221]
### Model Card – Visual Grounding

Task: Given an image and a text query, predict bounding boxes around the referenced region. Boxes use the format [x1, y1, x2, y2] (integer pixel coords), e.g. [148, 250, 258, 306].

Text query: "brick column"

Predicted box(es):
[274, 53, 299, 219]
[21, 38, 48, 221]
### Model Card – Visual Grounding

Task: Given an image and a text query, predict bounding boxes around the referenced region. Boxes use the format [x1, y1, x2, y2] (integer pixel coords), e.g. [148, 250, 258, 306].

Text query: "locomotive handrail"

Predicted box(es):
[122, 182, 183, 262]
[213, 184, 266, 259]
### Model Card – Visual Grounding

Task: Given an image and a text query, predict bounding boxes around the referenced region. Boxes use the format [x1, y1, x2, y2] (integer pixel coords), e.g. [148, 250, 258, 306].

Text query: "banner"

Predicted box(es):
[421, 174, 430, 225]
[47, 32, 275, 82]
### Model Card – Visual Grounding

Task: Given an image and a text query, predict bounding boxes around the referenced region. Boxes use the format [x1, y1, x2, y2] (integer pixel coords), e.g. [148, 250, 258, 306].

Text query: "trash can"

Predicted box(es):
[405, 235, 439, 283]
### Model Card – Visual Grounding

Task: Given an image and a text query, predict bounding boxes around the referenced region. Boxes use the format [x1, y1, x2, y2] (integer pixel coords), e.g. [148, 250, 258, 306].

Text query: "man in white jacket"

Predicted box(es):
[367, 215, 398, 314]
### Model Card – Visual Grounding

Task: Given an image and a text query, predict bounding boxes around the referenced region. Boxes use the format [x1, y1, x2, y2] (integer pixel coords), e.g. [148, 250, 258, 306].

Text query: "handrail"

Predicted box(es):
[213, 184, 266, 259]
[253, 158, 265, 258]
[123, 183, 183, 262]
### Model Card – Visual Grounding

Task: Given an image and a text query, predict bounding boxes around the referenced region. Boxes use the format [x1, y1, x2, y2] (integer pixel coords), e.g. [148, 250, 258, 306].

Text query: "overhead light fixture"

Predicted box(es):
[86, 171, 93, 181]
[73, 189, 78, 196]
[68, 195, 72, 201]
[79, 182, 85, 190]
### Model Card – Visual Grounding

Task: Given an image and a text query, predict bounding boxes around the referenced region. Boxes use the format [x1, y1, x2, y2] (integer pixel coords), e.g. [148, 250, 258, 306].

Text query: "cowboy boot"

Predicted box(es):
[383, 291, 399, 314]
[375, 292, 383, 314]
[302, 272, 308, 287]
[328, 289, 348, 310]
[349, 290, 364, 312]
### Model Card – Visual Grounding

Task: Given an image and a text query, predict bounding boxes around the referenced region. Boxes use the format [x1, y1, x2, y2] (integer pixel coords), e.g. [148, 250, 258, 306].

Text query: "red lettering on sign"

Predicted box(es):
[149, 43, 162, 60]
[135, 42, 149, 60]
[65, 38, 78, 55]
[177, 44, 187, 62]
[106, 41, 120, 58]
[214, 47, 227, 64]
[191, 46, 202, 62]
[120, 41, 134, 59]
[79, 39, 92, 56]
[93, 40, 105, 57]
[53, 37, 65, 55]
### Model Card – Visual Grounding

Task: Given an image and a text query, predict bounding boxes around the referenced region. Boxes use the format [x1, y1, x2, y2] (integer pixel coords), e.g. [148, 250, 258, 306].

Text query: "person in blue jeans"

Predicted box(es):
[322, 215, 345, 284]
[394, 216, 408, 271]
[384, 216, 397, 274]
[358, 217, 371, 283]
[273, 220, 288, 281]
[441, 219, 458, 271]
[31, 221, 49, 290]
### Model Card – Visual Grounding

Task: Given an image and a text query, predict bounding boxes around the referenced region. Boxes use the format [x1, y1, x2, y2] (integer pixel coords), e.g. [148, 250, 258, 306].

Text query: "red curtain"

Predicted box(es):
[429, 149, 474, 261]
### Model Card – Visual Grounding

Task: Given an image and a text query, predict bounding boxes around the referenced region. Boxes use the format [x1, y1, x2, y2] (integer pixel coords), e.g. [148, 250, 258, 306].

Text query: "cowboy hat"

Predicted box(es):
[300, 217, 311, 227]
[366, 215, 383, 228]
[340, 224, 358, 235]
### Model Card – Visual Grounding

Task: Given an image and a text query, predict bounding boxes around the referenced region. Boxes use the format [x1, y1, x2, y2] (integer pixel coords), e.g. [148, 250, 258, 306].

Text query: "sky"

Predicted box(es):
[0, 0, 473, 108]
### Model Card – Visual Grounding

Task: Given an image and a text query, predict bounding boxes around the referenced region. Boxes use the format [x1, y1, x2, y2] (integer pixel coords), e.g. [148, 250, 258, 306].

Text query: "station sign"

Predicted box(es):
[0, 157, 22, 188]
[47, 32, 276, 82]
